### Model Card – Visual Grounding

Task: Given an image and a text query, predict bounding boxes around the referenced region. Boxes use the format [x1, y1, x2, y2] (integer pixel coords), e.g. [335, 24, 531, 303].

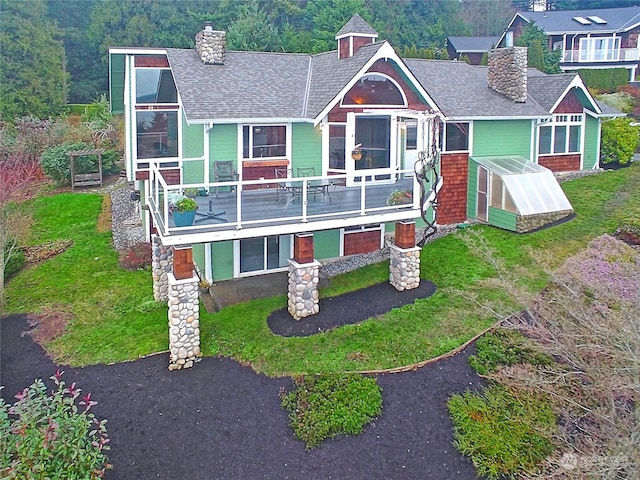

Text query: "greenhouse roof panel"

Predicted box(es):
[471, 155, 573, 216]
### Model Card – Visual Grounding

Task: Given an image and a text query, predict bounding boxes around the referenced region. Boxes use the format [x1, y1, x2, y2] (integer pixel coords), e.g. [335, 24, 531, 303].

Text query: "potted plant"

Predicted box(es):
[351, 143, 363, 161]
[171, 196, 198, 226]
[386, 189, 413, 206]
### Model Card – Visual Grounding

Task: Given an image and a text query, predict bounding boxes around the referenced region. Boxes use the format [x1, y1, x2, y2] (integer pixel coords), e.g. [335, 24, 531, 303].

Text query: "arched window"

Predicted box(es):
[342, 74, 406, 106]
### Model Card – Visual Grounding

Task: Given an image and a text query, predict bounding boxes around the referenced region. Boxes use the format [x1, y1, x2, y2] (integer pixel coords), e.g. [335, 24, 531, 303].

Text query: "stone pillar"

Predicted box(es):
[167, 273, 201, 370]
[288, 259, 321, 320]
[389, 221, 421, 291]
[287, 233, 320, 320]
[152, 235, 172, 301]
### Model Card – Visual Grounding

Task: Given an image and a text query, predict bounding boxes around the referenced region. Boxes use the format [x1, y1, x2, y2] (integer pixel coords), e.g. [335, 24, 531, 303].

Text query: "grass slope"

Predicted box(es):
[3, 165, 639, 374]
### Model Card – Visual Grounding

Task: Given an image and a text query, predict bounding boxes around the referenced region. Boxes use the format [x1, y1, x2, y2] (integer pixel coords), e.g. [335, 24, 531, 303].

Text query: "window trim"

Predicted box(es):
[241, 124, 289, 160]
[442, 122, 469, 153]
[538, 114, 583, 156]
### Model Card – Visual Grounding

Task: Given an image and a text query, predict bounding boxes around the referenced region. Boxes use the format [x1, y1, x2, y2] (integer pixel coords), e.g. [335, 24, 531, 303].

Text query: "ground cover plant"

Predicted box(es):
[0, 370, 110, 479]
[449, 233, 640, 479]
[2, 164, 639, 374]
[279, 373, 382, 448]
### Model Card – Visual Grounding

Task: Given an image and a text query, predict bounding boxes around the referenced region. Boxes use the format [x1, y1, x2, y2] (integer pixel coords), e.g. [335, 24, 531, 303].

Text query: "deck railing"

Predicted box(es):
[146, 164, 440, 243]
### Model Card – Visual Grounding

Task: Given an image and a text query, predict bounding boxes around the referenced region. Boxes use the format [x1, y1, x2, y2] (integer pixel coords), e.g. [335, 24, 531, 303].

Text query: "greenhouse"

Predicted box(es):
[468, 155, 574, 233]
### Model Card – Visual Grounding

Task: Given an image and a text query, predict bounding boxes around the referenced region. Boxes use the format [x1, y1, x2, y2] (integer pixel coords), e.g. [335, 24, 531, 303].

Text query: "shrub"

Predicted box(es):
[579, 68, 629, 92]
[40, 142, 94, 186]
[597, 91, 635, 113]
[468, 328, 552, 376]
[0, 370, 110, 479]
[3, 240, 25, 278]
[280, 373, 382, 448]
[448, 385, 556, 479]
[600, 117, 639, 165]
[118, 242, 152, 270]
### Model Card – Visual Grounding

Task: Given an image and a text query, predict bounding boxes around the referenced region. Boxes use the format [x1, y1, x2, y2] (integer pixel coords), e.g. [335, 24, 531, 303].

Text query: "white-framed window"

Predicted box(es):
[579, 36, 620, 62]
[134, 57, 179, 160]
[442, 122, 469, 152]
[538, 114, 582, 155]
[242, 125, 287, 159]
[236, 235, 292, 275]
[341, 73, 407, 107]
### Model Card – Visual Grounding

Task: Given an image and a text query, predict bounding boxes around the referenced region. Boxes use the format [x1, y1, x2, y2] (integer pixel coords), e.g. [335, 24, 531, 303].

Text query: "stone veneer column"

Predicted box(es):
[287, 259, 321, 320]
[167, 272, 201, 370]
[390, 221, 421, 291]
[287, 233, 320, 320]
[152, 234, 172, 301]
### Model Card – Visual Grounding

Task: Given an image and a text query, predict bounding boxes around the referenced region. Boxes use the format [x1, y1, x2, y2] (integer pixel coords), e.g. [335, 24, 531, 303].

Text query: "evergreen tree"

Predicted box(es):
[0, 0, 67, 121]
[528, 39, 545, 71]
[227, 0, 281, 51]
[480, 51, 489, 66]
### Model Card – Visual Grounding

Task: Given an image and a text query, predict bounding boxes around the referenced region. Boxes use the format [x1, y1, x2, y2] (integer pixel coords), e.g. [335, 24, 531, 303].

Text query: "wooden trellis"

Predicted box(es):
[68, 148, 104, 188]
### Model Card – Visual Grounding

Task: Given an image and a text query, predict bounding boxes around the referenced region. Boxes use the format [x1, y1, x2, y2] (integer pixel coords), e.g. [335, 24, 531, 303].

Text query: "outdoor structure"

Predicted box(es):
[446, 36, 499, 65]
[109, 15, 621, 367]
[499, 5, 640, 81]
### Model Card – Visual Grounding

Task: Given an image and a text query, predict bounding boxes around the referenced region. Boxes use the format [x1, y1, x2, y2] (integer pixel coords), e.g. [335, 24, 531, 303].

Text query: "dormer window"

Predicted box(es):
[342, 74, 406, 106]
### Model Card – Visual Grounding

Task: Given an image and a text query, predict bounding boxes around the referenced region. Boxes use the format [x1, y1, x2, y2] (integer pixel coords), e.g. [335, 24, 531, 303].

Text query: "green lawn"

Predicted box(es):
[4, 164, 639, 375]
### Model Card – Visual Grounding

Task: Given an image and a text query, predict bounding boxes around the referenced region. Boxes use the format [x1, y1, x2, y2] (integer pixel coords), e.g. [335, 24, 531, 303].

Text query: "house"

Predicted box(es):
[446, 36, 499, 64]
[499, 6, 640, 81]
[108, 15, 619, 369]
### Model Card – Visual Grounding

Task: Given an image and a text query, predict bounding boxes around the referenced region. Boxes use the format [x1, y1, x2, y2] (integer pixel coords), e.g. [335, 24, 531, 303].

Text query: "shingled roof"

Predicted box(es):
[515, 6, 640, 34]
[166, 49, 311, 121]
[335, 13, 378, 38]
[405, 59, 550, 119]
[165, 39, 604, 123]
[166, 40, 386, 122]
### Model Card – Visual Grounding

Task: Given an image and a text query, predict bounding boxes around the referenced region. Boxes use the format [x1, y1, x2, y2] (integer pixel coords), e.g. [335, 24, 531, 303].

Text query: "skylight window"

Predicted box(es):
[573, 16, 592, 25]
[588, 16, 607, 24]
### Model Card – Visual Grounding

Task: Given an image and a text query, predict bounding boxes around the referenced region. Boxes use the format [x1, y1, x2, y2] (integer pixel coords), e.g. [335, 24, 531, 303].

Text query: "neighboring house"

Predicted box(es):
[109, 15, 619, 285]
[446, 36, 499, 64]
[499, 6, 640, 81]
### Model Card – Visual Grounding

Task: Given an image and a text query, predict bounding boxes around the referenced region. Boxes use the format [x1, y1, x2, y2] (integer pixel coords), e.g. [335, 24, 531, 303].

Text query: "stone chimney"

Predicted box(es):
[196, 22, 226, 65]
[487, 47, 527, 103]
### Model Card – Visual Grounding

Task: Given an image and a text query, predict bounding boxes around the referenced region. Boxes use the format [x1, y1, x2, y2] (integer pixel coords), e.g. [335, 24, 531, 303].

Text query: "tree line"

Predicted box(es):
[1, 0, 639, 122]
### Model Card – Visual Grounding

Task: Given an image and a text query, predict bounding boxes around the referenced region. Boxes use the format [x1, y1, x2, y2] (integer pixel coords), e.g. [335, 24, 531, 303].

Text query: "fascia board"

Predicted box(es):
[185, 117, 314, 125]
[445, 114, 551, 122]
[109, 47, 167, 55]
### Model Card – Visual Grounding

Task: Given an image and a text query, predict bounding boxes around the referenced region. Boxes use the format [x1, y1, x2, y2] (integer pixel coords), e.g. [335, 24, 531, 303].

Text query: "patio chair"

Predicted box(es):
[214, 160, 237, 198]
[296, 167, 315, 177]
[275, 167, 292, 204]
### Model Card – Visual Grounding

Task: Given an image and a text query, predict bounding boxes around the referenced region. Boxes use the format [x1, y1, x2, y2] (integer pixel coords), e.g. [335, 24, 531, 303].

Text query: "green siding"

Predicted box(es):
[109, 54, 125, 114]
[488, 206, 517, 231]
[209, 124, 238, 182]
[182, 114, 204, 159]
[292, 123, 322, 171]
[192, 244, 205, 273]
[583, 115, 599, 169]
[183, 160, 205, 184]
[211, 241, 234, 281]
[473, 120, 532, 158]
[467, 160, 478, 218]
[314, 230, 340, 260]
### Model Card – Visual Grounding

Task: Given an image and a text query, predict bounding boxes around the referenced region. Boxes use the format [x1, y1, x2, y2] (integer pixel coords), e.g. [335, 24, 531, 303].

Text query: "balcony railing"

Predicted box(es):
[561, 47, 639, 63]
[146, 164, 441, 244]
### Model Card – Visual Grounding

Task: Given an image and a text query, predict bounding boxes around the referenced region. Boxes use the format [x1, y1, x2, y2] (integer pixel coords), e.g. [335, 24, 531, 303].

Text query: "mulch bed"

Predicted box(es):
[1, 280, 484, 480]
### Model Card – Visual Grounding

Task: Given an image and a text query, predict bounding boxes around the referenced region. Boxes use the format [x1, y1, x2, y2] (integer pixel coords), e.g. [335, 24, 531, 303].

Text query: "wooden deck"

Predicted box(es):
[148, 171, 438, 244]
